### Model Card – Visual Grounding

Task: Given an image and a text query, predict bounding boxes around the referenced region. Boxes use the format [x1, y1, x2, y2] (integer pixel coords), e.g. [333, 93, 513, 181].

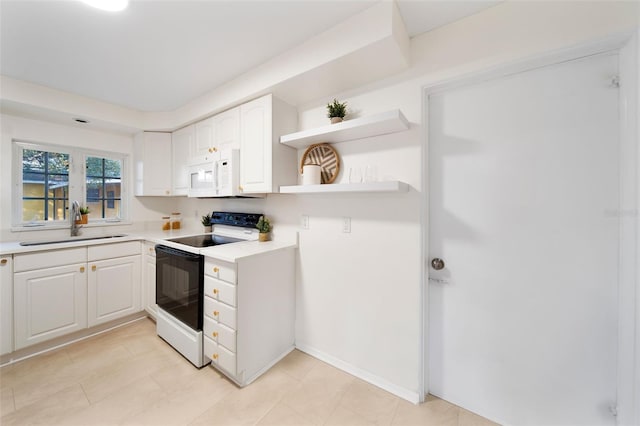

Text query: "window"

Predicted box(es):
[85, 156, 122, 220]
[21, 148, 70, 222]
[13, 141, 128, 228]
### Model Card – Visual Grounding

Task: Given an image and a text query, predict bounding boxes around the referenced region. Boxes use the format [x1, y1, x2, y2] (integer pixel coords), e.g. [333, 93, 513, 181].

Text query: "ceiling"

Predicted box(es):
[0, 0, 499, 113]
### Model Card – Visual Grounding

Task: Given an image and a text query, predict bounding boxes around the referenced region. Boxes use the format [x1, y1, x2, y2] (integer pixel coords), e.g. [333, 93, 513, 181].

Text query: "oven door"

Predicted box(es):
[155, 245, 204, 331]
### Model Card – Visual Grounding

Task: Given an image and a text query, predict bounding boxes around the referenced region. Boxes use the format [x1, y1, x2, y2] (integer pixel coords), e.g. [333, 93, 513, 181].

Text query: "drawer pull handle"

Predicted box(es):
[91, 265, 97, 271]
[213, 311, 219, 316]
[212, 353, 218, 360]
[213, 267, 219, 273]
[213, 289, 218, 295]
[80, 266, 85, 273]
[212, 332, 218, 337]
[0, 259, 7, 265]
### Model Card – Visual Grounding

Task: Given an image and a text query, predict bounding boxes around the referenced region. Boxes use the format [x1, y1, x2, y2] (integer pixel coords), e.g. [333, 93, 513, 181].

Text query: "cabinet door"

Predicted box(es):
[88, 255, 141, 327]
[172, 125, 194, 196]
[215, 107, 240, 150]
[134, 132, 172, 196]
[14, 263, 87, 350]
[1, 256, 13, 355]
[194, 116, 217, 163]
[240, 95, 272, 193]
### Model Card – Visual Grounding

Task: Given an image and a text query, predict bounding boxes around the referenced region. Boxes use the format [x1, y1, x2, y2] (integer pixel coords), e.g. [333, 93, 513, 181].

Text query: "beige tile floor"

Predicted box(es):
[0, 318, 497, 426]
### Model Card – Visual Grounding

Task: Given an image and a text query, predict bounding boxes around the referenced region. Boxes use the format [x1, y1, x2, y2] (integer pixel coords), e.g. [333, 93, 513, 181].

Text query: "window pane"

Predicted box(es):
[52, 199, 67, 221]
[21, 148, 69, 222]
[86, 157, 103, 177]
[105, 200, 120, 219]
[22, 149, 46, 173]
[22, 200, 44, 221]
[48, 153, 69, 174]
[86, 199, 103, 219]
[104, 159, 121, 178]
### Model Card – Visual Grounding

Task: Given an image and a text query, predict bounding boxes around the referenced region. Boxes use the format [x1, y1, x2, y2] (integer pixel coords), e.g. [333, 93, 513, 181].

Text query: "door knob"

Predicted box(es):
[431, 258, 445, 270]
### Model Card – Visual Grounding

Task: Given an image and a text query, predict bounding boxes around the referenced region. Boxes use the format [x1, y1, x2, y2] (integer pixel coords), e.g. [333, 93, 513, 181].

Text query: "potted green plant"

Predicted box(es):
[201, 213, 212, 233]
[256, 216, 272, 242]
[77, 206, 90, 224]
[326, 98, 347, 124]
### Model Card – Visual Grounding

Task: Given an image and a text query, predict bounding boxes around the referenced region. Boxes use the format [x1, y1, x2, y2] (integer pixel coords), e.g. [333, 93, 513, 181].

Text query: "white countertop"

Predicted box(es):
[0, 230, 296, 261]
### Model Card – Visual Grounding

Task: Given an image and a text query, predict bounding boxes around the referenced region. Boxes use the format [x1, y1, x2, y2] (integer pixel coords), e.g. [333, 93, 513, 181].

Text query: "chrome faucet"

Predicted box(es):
[70, 201, 82, 237]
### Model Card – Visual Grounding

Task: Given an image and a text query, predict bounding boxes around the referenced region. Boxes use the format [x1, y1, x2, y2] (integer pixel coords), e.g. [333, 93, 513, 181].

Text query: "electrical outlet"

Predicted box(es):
[301, 215, 309, 229]
[342, 217, 351, 233]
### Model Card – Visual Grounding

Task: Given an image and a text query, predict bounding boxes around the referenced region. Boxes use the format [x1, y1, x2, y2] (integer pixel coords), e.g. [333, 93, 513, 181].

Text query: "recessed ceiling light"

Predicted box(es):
[74, 118, 90, 124]
[81, 0, 129, 12]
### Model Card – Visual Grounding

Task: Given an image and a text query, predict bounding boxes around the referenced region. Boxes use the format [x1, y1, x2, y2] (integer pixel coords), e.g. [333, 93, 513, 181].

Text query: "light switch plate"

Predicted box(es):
[342, 217, 351, 233]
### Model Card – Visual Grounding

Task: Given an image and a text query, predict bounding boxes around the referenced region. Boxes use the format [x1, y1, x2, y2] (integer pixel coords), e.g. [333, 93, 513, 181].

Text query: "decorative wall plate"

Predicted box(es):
[300, 143, 340, 184]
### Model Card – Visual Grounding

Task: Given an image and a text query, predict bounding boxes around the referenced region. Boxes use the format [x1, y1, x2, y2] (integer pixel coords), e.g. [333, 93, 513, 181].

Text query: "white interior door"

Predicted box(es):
[428, 53, 620, 425]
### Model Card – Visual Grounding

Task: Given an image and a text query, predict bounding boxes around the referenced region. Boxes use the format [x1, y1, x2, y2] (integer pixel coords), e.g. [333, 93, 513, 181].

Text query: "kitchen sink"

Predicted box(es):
[19, 234, 128, 246]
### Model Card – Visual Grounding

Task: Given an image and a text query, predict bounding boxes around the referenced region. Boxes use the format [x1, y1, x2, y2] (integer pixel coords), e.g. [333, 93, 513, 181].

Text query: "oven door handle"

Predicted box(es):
[155, 245, 201, 259]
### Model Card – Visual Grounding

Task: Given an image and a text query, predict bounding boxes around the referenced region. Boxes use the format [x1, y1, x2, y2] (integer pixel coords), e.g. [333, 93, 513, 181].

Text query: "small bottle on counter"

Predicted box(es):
[162, 216, 171, 231]
[171, 212, 181, 230]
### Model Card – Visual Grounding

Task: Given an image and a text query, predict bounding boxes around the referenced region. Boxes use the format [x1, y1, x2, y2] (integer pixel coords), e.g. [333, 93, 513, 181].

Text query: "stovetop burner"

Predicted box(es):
[167, 234, 243, 248]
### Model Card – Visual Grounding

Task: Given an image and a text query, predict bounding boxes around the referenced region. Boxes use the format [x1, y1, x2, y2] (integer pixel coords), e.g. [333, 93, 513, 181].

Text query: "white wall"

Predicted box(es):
[0, 114, 173, 242]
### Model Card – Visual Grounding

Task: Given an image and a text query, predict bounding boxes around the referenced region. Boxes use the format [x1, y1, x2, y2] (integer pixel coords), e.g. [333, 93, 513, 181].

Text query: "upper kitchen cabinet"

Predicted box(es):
[239, 94, 297, 193]
[215, 106, 240, 150]
[194, 116, 217, 163]
[134, 131, 173, 196]
[192, 107, 241, 165]
[172, 125, 194, 196]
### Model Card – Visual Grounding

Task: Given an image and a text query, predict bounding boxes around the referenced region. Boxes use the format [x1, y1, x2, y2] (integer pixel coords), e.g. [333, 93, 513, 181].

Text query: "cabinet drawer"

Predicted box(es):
[204, 276, 236, 307]
[89, 241, 141, 261]
[203, 315, 236, 352]
[14, 247, 86, 272]
[204, 257, 236, 283]
[204, 297, 236, 330]
[204, 336, 236, 376]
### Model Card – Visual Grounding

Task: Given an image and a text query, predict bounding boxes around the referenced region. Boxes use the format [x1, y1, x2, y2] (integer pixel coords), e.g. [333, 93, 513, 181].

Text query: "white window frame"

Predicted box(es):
[12, 140, 129, 230]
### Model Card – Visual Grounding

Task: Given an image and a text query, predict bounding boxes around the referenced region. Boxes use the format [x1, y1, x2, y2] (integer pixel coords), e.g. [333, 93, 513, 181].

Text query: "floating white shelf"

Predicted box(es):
[279, 181, 409, 194]
[279, 109, 409, 149]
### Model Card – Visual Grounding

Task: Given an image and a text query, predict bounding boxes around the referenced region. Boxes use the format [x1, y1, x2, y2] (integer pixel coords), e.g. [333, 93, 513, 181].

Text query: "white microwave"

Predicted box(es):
[188, 149, 241, 198]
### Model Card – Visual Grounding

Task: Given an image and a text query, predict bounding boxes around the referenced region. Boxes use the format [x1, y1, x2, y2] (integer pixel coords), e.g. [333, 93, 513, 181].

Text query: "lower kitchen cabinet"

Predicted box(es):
[203, 247, 295, 386]
[14, 263, 88, 350]
[142, 242, 157, 318]
[88, 255, 141, 327]
[1, 255, 13, 355]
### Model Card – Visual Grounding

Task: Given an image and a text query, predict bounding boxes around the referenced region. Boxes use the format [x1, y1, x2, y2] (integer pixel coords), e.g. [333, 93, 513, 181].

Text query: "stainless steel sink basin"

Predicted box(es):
[19, 235, 128, 246]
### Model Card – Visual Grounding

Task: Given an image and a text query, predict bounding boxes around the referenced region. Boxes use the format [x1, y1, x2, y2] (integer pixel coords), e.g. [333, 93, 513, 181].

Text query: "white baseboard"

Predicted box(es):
[295, 342, 421, 404]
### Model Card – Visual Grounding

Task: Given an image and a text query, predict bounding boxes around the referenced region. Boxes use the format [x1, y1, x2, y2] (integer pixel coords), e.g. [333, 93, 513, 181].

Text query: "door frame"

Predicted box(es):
[419, 31, 639, 423]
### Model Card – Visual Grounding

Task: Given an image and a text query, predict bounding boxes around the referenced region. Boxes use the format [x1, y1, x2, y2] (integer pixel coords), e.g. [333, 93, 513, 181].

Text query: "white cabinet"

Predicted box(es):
[214, 106, 240, 149]
[142, 242, 157, 318]
[14, 247, 88, 350]
[172, 125, 194, 196]
[87, 242, 141, 327]
[239, 94, 297, 193]
[134, 131, 173, 196]
[203, 247, 296, 386]
[194, 116, 217, 163]
[1, 256, 13, 355]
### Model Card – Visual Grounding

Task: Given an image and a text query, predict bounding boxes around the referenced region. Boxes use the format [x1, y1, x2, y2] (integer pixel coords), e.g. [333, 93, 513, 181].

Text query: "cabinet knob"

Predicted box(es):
[148, 248, 153, 253]
[212, 332, 218, 338]
[213, 311, 219, 316]
[165, 190, 170, 195]
[213, 267, 219, 273]
[80, 266, 85, 273]
[238, 185, 243, 191]
[91, 265, 97, 271]
[213, 147, 217, 152]
[213, 289, 218, 295]
[212, 353, 218, 360]
[0, 259, 7, 265]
